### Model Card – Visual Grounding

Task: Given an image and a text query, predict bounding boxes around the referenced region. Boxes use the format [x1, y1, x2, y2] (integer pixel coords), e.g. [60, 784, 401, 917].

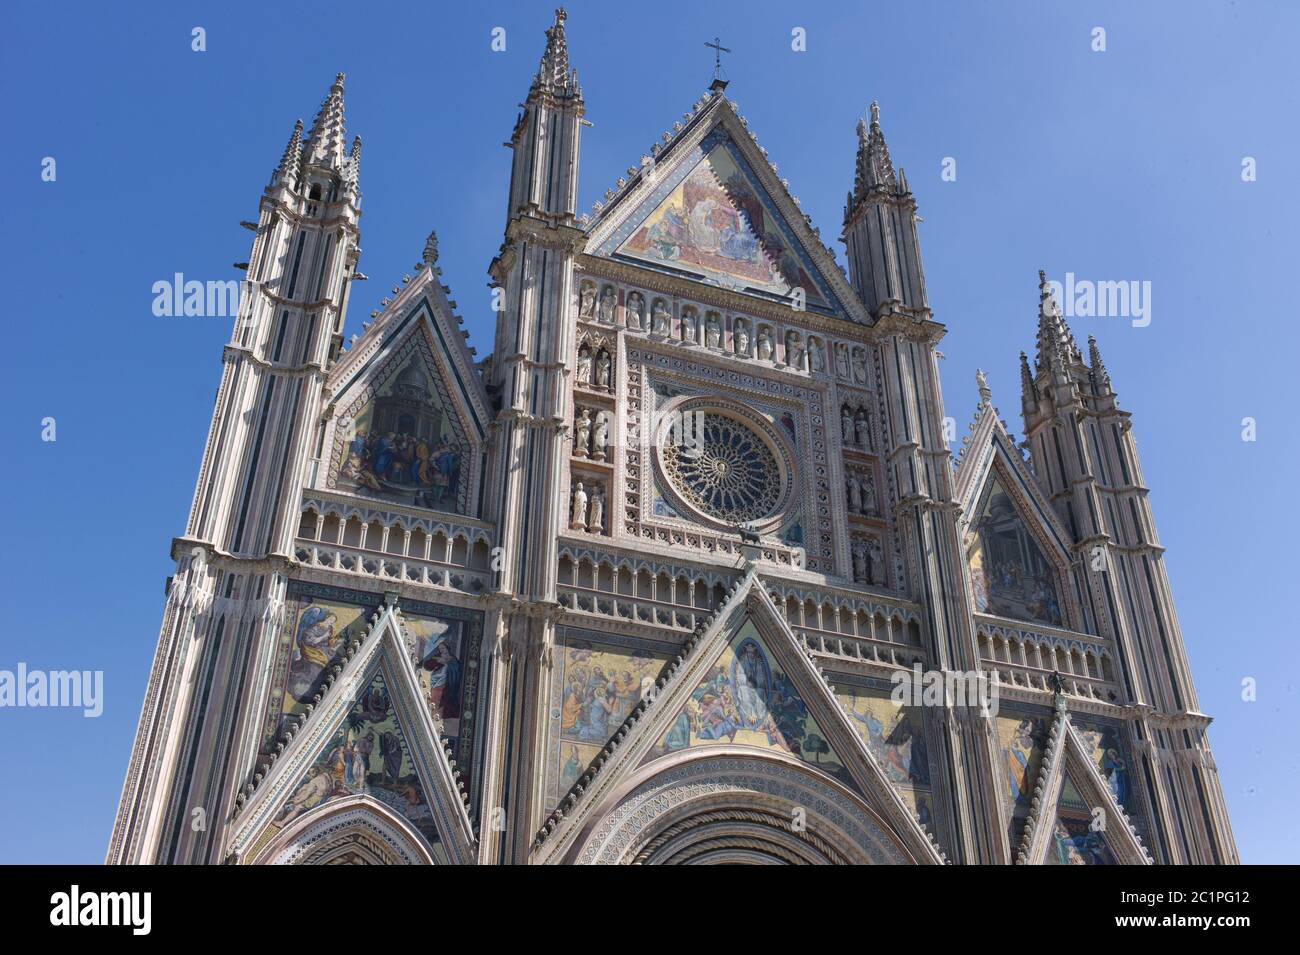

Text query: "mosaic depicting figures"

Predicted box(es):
[1046, 775, 1117, 865]
[837, 684, 932, 823]
[968, 476, 1064, 627]
[619, 141, 825, 304]
[271, 672, 446, 858]
[405, 614, 468, 738]
[260, 595, 375, 752]
[335, 348, 466, 512]
[1074, 719, 1132, 810]
[997, 712, 1048, 845]
[553, 640, 668, 794]
[653, 621, 851, 785]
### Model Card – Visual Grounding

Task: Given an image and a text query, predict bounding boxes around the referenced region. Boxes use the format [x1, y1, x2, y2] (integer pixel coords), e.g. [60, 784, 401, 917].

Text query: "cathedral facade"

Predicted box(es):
[109, 10, 1237, 865]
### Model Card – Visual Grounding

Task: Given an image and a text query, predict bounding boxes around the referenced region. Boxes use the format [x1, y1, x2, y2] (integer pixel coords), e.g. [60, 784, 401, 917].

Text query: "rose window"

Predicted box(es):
[660, 412, 784, 525]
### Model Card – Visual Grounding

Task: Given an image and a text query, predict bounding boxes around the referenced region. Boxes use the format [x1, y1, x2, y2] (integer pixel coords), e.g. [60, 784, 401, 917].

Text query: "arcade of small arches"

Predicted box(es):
[975, 619, 1120, 701]
[294, 502, 494, 592]
[556, 549, 928, 668]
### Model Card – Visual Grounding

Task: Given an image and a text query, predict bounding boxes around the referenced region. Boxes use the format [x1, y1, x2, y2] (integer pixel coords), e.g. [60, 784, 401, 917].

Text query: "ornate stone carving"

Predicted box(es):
[625, 291, 645, 330]
[578, 280, 596, 319]
[651, 298, 671, 336]
[680, 306, 698, 344]
[570, 481, 589, 529]
[733, 318, 750, 357]
[597, 285, 616, 323]
[574, 408, 592, 456]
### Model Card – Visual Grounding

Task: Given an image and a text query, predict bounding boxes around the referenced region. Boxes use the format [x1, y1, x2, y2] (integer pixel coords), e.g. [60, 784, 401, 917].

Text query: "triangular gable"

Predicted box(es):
[646, 617, 854, 788]
[532, 567, 945, 864]
[955, 403, 1075, 629]
[1015, 701, 1150, 865]
[227, 605, 476, 864]
[955, 403, 1071, 555]
[584, 92, 867, 323]
[1043, 771, 1120, 865]
[320, 266, 489, 517]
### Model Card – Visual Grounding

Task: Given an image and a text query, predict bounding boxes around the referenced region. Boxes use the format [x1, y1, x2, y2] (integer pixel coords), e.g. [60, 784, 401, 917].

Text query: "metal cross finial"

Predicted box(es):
[705, 36, 731, 82]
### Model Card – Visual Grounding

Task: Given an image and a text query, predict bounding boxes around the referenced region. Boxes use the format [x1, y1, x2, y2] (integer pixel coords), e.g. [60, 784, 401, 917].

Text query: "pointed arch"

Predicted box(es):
[567, 750, 915, 865]
[226, 605, 476, 865]
[254, 795, 439, 865]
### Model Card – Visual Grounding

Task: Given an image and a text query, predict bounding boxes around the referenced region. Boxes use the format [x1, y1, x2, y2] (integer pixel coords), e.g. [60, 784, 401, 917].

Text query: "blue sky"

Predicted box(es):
[1, 0, 1296, 864]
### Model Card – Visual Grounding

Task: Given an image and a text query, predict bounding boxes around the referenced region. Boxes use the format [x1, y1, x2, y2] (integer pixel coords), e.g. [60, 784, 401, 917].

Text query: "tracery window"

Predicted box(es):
[660, 412, 782, 525]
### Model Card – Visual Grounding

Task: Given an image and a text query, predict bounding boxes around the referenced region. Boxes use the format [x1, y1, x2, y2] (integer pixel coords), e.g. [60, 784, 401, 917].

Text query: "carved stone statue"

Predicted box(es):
[570, 481, 588, 530]
[734, 321, 750, 356]
[651, 299, 671, 335]
[704, 313, 721, 348]
[597, 286, 616, 324]
[595, 350, 611, 387]
[785, 330, 805, 369]
[577, 346, 592, 384]
[862, 472, 878, 516]
[867, 539, 884, 585]
[841, 406, 854, 444]
[578, 282, 596, 318]
[588, 486, 604, 533]
[835, 343, 850, 379]
[574, 408, 592, 456]
[847, 474, 862, 513]
[681, 308, 698, 343]
[852, 347, 868, 384]
[592, 410, 609, 460]
[851, 542, 867, 583]
[625, 292, 645, 330]
[756, 326, 774, 360]
[854, 411, 871, 449]
[808, 338, 825, 372]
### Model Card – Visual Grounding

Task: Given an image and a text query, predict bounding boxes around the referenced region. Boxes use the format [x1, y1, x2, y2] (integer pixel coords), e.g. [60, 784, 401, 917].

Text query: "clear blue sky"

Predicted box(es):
[1, 0, 1295, 864]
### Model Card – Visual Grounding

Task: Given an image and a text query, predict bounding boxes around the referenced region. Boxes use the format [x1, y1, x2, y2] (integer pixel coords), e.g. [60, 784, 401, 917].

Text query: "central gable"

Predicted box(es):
[594, 127, 844, 314]
[648, 616, 854, 788]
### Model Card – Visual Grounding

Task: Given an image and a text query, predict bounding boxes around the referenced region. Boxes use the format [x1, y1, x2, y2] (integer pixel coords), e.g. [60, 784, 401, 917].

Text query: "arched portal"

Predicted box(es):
[566, 750, 918, 865]
[250, 795, 439, 865]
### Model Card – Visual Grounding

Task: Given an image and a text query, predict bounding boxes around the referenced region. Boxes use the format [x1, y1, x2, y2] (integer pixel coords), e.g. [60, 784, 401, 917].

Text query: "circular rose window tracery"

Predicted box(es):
[659, 411, 785, 526]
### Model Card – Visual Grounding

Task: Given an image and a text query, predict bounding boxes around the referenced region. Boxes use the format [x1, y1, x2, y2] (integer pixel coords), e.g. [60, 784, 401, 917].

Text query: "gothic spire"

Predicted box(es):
[303, 72, 349, 170]
[345, 135, 362, 188]
[1019, 350, 1037, 410]
[274, 118, 303, 187]
[533, 8, 579, 98]
[1088, 334, 1112, 394]
[847, 100, 898, 215]
[1035, 270, 1081, 372]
